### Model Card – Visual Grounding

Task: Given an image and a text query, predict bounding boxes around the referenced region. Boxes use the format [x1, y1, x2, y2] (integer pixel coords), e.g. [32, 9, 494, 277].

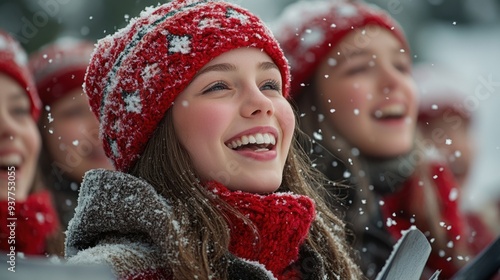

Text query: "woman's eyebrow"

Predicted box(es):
[335, 50, 372, 66]
[194, 63, 236, 78]
[258, 61, 279, 71]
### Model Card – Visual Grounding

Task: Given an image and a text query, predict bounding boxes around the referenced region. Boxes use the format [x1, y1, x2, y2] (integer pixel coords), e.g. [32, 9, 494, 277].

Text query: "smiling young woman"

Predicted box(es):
[172, 48, 295, 193]
[274, 1, 480, 279]
[0, 30, 62, 257]
[63, 1, 364, 279]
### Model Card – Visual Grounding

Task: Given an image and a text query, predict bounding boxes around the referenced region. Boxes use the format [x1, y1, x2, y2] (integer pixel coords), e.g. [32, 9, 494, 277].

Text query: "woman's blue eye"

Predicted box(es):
[260, 80, 281, 92]
[203, 81, 228, 94]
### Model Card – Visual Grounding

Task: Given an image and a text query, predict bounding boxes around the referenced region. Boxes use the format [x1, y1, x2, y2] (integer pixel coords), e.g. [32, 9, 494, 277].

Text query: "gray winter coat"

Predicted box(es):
[65, 169, 327, 279]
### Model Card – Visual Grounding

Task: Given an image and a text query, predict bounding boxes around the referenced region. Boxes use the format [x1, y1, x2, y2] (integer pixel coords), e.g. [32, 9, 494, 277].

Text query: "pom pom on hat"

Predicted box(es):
[273, 0, 409, 96]
[29, 38, 94, 106]
[85, 0, 290, 172]
[0, 30, 41, 120]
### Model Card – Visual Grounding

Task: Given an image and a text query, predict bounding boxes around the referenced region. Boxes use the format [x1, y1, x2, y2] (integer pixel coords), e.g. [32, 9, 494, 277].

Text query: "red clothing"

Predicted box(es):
[66, 170, 324, 280]
[123, 182, 315, 280]
[0, 190, 60, 256]
[207, 181, 315, 279]
[381, 162, 488, 279]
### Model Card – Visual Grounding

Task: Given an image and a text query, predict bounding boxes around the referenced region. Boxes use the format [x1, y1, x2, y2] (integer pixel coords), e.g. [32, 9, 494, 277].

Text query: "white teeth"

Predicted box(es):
[0, 154, 22, 166]
[227, 133, 276, 149]
[374, 104, 405, 118]
[263, 133, 271, 144]
[255, 134, 264, 144]
[241, 135, 249, 145]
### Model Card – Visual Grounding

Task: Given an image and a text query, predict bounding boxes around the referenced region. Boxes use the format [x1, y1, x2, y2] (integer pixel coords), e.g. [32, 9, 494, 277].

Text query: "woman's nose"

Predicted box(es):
[378, 64, 401, 95]
[0, 109, 18, 140]
[240, 86, 274, 118]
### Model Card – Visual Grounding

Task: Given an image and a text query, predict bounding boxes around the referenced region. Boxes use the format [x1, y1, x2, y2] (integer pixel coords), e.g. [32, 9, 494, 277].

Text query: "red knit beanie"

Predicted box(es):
[29, 38, 94, 107]
[85, 0, 291, 172]
[0, 30, 41, 120]
[273, 0, 409, 96]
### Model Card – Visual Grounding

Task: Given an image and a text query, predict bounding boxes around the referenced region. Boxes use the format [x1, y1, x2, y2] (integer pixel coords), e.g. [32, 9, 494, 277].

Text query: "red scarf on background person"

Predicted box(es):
[0, 190, 60, 255]
[206, 182, 316, 279]
[381, 163, 466, 278]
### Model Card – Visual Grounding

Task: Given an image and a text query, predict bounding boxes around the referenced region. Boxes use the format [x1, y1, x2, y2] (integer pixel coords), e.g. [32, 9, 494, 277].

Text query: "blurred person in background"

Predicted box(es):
[29, 38, 114, 230]
[414, 63, 497, 254]
[274, 1, 482, 278]
[0, 30, 62, 256]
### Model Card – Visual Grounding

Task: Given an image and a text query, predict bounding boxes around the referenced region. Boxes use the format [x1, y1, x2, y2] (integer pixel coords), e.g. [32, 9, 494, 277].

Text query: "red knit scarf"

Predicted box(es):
[206, 182, 316, 279]
[0, 190, 60, 255]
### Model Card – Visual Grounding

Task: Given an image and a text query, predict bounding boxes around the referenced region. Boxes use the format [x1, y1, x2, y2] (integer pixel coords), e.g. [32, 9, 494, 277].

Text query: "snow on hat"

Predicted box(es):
[29, 38, 94, 107]
[85, 0, 290, 172]
[413, 63, 472, 122]
[273, 0, 408, 96]
[0, 30, 41, 120]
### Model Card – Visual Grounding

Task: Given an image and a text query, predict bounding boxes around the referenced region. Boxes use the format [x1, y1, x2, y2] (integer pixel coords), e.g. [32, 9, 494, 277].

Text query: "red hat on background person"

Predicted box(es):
[84, 0, 291, 172]
[0, 30, 41, 120]
[29, 38, 95, 107]
[272, 0, 409, 96]
[413, 63, 472, 123]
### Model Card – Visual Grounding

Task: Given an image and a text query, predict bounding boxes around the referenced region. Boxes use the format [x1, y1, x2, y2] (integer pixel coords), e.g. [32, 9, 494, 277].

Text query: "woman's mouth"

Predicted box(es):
[0, 154, 22, 172]
[373, 103, 407, 120]
[225, 132, 276, 152]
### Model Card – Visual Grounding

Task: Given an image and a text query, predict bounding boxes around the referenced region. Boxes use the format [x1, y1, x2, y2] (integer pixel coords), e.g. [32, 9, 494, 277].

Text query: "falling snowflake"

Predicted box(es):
[313, 131, 323, 141]
[328, 58, 337, 66]
[449, 188, 458, 201]
[300, 27, 325, 50]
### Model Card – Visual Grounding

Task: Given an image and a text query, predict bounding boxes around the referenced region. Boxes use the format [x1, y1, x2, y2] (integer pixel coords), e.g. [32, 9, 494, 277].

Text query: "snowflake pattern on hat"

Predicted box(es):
[167, 34, 191, 54]
[84, 0, 290, 171]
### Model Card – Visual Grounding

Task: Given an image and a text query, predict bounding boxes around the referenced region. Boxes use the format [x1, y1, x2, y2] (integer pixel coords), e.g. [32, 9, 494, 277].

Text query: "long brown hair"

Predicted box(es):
[130, 107, 363, 279]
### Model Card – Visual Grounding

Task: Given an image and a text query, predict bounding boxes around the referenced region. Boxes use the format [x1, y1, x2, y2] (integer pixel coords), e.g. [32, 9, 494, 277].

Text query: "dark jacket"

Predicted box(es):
[65, 169, 328, 280]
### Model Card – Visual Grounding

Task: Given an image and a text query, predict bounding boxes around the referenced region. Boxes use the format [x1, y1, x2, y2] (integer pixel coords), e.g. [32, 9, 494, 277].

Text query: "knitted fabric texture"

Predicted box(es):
[29, 38, 94, 106]
[0, 30, 41, 120]
[206, 181, 316, 279]
[381, 163, 466, 278]
[273, 0, 408, 96]
[66, 169, 322, 279]
[0, 190, 60, 255]
[84, 0, 290, 172]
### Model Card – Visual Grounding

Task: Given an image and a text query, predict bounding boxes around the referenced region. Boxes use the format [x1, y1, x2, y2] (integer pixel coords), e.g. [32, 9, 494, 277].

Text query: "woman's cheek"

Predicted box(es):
[278, 101, 296, 133]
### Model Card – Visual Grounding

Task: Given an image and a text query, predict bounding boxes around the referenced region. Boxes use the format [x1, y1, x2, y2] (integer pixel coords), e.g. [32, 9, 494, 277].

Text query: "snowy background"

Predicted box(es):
[0, 0, 499, 211]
